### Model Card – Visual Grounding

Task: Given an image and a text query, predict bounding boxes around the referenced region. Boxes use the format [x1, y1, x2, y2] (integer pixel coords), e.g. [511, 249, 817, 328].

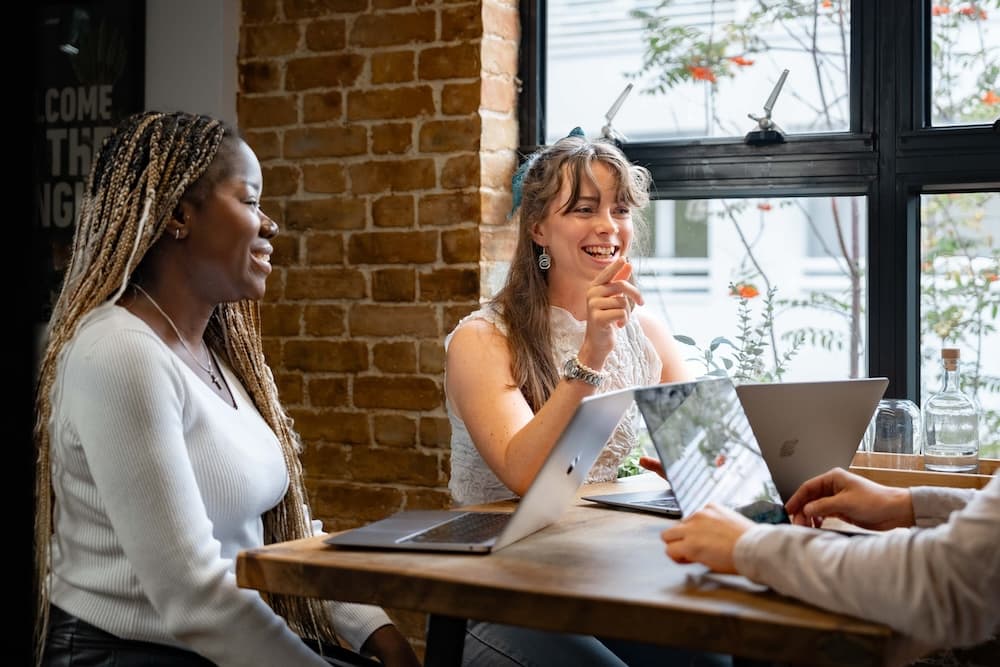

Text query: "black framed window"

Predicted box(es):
[520, 0, 1000, 455]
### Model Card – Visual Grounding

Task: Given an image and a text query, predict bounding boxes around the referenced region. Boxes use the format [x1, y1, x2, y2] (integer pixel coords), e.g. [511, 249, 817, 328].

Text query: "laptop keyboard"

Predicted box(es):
[638, 495, 681, 511]
[401, 512, 511, 545]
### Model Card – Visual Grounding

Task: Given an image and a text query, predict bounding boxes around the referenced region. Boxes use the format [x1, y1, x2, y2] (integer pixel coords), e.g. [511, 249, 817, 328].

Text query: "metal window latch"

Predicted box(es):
[601, 83, 633, 148]
[745, 69, 789, 145]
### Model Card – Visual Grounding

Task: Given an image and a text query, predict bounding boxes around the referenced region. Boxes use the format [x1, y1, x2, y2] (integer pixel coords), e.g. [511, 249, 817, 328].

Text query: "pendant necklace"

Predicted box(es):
[133, 284, 224, 391]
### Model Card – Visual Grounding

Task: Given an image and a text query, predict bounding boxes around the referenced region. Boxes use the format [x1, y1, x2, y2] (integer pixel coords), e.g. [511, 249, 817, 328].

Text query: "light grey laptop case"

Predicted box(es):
[324, 387, 637, 554]
[735, 377, 887, 500]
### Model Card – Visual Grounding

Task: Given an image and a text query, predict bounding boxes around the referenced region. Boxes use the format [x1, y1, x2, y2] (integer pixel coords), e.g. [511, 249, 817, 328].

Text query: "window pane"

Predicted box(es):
[633, 195, 867, 381]
[920, 192, 1000, 458]
[930, 3, 1000, 126]
[546, 0, 851, 143]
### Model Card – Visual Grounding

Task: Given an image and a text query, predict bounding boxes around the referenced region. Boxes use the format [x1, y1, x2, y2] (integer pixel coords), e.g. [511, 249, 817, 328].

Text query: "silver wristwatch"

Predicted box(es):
[562, 355, 607, 387]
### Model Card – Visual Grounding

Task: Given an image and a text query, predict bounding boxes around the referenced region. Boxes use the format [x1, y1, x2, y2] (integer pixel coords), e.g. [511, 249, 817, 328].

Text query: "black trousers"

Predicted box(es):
[42, 605, 379, 667]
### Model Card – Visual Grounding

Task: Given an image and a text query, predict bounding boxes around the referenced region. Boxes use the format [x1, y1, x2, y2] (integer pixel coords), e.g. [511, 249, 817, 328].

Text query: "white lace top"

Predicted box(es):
[445, 302, 663, 506]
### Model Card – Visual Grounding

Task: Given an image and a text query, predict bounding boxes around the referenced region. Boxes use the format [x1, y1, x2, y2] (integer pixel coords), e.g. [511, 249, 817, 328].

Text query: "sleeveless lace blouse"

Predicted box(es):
[445, 302, 662, 505]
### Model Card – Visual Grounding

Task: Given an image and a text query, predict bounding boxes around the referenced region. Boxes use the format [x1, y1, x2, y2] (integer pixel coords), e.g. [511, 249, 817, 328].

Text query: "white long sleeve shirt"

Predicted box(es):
[48, 304, 390, 665]
[735, 475, 1000, 662]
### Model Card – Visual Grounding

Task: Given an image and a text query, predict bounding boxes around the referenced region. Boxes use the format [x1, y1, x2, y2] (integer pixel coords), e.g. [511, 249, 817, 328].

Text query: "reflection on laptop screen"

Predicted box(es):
[634, 377, 788, 524]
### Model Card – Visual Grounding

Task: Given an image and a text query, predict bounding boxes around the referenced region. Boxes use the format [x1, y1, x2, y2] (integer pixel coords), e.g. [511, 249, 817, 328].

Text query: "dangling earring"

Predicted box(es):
[537, 247, 551, 271]
[174, 229, 180, 240]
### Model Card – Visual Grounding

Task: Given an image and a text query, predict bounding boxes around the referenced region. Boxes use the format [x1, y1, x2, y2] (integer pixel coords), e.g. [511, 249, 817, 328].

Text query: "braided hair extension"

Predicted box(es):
[33, 111, 338, 662]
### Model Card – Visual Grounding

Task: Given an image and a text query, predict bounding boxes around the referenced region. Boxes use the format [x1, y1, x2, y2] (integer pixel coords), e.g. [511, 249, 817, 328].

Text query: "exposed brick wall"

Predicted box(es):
[237, 0, 519, 649]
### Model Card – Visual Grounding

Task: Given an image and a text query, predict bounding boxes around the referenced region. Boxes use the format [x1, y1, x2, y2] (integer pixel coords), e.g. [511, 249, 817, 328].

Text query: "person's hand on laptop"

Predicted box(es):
[638, 455, 665, 478]
[660, 504, 755, 574]
[785, 467, 915, 531]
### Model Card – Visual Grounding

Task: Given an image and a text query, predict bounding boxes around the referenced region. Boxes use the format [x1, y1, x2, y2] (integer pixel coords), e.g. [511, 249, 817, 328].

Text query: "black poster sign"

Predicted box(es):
[33, 2, 144, 322]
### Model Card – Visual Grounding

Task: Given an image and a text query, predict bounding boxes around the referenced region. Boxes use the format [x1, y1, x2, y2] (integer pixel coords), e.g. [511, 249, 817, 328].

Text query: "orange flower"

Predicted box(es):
[821, 0, 833, 7]
[982, 90, 1000, 105]
[980, 9, 988, 18]
[714, 453, 727, 467]
[932, 4, 951, 15]
[729, 56, 755, 66]
[959, 6, 976, 16]
[757, 202, 772, 211]
[985, 273, 998, 283]
[730, 283, 760, 299]
[688, 66, 717, 83]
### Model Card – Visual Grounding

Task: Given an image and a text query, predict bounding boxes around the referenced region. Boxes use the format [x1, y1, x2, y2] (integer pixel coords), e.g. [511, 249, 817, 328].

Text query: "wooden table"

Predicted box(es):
[238, 473, 895, 666]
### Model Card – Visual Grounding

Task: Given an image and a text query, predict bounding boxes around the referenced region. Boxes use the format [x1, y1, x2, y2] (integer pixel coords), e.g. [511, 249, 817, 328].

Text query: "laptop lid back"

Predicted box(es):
[734, 378, 888, 500]
[634, 377, 786, 523]
[493, 386, 637, 549]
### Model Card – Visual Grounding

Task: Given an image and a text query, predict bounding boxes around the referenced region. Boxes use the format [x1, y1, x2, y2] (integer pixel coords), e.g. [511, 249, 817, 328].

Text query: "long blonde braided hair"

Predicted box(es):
[33, 111, 339, 662]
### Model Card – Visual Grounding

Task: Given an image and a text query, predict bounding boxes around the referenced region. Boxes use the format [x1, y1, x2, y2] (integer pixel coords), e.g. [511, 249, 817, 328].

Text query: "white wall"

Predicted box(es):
[144, 0, 240, 125]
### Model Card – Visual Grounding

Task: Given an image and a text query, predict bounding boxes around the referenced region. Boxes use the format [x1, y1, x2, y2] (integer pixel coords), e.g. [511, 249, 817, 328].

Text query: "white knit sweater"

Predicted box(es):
[48, 304, 390, 665]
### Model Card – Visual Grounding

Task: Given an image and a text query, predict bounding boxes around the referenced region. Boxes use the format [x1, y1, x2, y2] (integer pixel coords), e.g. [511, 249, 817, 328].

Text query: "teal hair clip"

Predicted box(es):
[509, 127, 587, 219]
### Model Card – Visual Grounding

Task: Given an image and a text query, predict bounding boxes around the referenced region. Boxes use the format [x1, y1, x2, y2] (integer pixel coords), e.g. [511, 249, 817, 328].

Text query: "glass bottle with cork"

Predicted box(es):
[922, 347, 980, 472]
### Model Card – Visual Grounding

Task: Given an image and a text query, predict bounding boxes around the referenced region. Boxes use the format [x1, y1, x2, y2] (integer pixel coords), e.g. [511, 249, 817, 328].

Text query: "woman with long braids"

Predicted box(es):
[33, 111, 419, 666]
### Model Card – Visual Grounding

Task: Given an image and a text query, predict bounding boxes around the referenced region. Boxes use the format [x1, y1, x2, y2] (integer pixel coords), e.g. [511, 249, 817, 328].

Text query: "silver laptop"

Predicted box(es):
[324, 387, 637, 553]
[583, 376, 886, 518]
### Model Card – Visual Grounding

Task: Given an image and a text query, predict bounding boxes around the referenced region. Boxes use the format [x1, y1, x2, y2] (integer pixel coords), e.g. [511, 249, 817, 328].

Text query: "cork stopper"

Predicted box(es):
[941, 347, 960, 360]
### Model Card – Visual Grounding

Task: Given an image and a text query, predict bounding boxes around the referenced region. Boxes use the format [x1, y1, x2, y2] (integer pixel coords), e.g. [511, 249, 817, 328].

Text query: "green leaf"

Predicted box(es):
[674, 334, 697, 346]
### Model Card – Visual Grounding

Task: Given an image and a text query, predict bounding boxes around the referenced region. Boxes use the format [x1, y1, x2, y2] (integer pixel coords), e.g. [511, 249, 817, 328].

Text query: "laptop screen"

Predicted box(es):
[634, 377, 788, 524]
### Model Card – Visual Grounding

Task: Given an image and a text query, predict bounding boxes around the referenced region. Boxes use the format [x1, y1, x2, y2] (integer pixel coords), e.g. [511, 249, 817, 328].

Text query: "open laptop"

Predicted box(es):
[324, 387, 637, 553]
[583, 376, 886, 521]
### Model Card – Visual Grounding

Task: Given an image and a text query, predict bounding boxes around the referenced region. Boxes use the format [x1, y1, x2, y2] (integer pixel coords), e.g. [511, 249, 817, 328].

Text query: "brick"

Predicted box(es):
[373, 342, 417, 373]
[419, 339, 446, 374]
[347, 87, 435, 121]
[483, 0, 519, 41]
[403, 487, 452, 510]
[304, 304, 348, 336]
[349, 231, 438, 264]
[444, 304, 479, 332]
[349, 160, 436, 194]
[287, 54, 365, 90]
[441, 4, 482, 41]
[418, 192, 480, 226]
[305, 232, 345, 264]
[441, 82, 480, 115]
[274, 372, 304, 404]
[349, 445, 443, 484]
[294, 410, 370, 444]
[419, 268, 479, 301]
[241, 23, 299, 58]
[239, 96, 297, 129]
[269, 233, 299, 267]
[262, 165, 300, 196]
[372, 268, 416, 301]
[242, 0, 278, 23]
[481, 188, 512, 226]
[244, 130, 281, 161]
[481, 150, 516, 189]
[372, 123, 413, 154]
[302, 163, 347, 194]
[350, 304, 439, 337]
[419, 44, 481, 80]
[260, 303, 302, 336]
[310, 481, 405, 531]
[350, 11, 436, 48]
[285, 126, 367, 158]
[284, 0, 367, 19]
[482, 76, 516, 114]
[419, 416, 452, 448]
[305, 19, 346, 51]
[285, 340, 369, 372]
[374, 0, 413, 8]
[303, 91, 343, 123]
[372, 51, 415, 84]
[440, 154, 479, 189]
[262, 338, 281, 364]
[372, 195, 414, 228]
[480, 224, 516, 260]
[240, 61, 281, 94]
[482, 36, 518, 76]
[307, 377, 350, 407]
[286, 198, 367, 231]
[286, 267, 367, 299]
[481, 115, 518, 151]
[373, 413, 417, 446]
[441, 227, 480, 263]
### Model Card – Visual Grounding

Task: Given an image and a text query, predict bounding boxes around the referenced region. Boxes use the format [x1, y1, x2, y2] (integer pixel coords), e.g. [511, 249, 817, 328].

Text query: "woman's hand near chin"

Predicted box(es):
[580, 257, 644, 368]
